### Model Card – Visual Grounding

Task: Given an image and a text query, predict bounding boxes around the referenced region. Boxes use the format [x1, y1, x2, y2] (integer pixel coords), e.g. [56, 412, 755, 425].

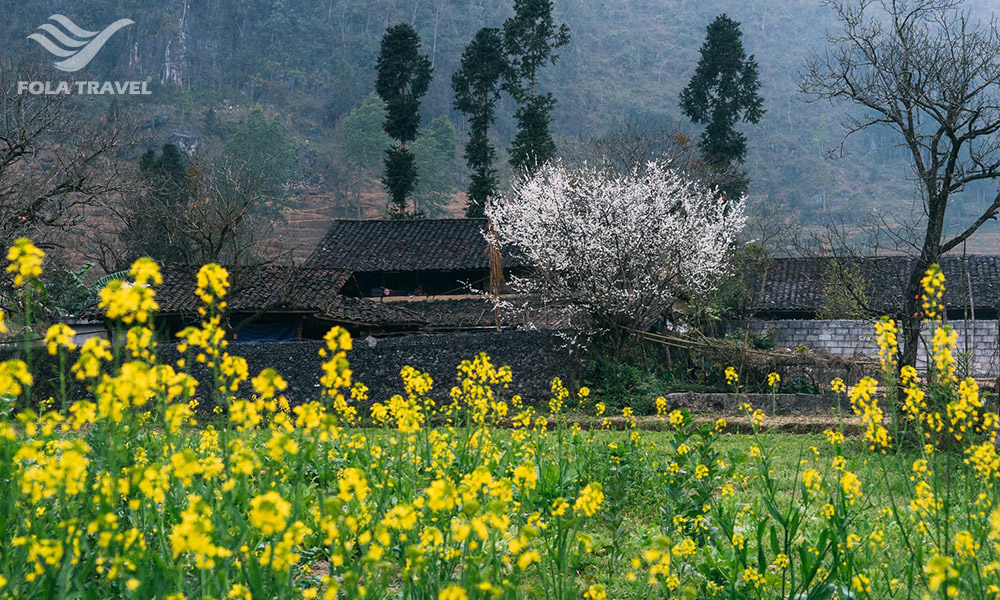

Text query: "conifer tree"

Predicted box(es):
[131, 144, 189, 261]
[680, 14, 764, 171]
[375, 24, 433, 217]
[503, 0, 570, 174]
[452, 27, 510, 217]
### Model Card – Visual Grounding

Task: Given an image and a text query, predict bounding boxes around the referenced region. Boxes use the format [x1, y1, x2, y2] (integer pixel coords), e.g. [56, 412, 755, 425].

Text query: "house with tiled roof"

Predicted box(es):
[78, 219, 558, 339]
[80, 264, 427, 341]
[305, 218, 525, 297]
[734, 255, 1000, 376]
[745, 255, 1000, 319]
[153, 265, 351, 317]
[304, 219, 561, 331]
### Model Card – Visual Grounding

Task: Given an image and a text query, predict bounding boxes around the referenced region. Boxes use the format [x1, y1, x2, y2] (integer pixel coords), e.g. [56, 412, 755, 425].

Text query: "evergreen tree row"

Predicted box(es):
[374, 7, 764, 217]
[376, 0, 570, 218]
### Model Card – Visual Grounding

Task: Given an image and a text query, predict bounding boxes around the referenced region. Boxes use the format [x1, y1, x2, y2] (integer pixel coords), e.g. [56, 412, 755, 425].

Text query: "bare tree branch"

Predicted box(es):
[801, 0, 1000, 369]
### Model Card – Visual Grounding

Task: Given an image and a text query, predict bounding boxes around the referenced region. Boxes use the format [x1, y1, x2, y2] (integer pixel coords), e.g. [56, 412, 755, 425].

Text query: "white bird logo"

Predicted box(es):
[28, 14, 134, 73]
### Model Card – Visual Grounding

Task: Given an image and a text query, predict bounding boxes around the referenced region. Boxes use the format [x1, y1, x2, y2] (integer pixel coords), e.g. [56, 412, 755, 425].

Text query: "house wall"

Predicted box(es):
[353, 270, 491, 297]
[66, 323, 108, 346]
[729, 319, 1000, 377]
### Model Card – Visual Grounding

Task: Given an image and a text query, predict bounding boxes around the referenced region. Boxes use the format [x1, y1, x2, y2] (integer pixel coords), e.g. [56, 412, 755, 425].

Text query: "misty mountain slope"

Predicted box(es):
[2, 0, 999, 242]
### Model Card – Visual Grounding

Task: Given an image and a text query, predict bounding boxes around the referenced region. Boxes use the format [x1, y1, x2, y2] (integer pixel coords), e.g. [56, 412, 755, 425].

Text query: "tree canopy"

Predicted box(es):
[376, 24, 433, 217]
[375, 24, 433, 145]
[489, 160, 746, 350]
[452, 27, 510, 217]
[412, 116, 458, 217]
[680, 14, 764, 169]
[503, 0, 571, 173]
[223, 107, 298, 197]
[340, 93, 393, 174]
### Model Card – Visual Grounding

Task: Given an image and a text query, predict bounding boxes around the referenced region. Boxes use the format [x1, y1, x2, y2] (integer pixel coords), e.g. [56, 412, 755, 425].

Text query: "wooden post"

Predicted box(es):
[487, 219, 504, 331]
[995, 305, 1000, 450]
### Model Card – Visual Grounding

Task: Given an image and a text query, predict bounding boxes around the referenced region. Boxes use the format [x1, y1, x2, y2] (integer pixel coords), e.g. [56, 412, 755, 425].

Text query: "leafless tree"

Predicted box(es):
[0, 60, 140, 252]
[86, 154, 294, 273]
[571, 118, 747, 193]
[802, 0, 1000, 368]
[743, 197, 801, 256]
[172, 160, 292, 267]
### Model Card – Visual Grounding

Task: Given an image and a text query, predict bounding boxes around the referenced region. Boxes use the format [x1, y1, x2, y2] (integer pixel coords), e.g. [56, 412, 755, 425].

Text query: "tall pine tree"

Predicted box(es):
[503, 0, 570, 174]
[452, 27, 510, 217]
[679, 15, 764, 178]
[375, 24, 432, 217]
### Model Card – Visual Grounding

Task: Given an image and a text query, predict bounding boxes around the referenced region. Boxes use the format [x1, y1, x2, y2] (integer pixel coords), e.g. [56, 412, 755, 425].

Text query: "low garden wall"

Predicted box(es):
[173, 330, 584, 407]
[729, 319, 1000, 378]
[5, 330, 584, 411]
[658, 392, 841, 416]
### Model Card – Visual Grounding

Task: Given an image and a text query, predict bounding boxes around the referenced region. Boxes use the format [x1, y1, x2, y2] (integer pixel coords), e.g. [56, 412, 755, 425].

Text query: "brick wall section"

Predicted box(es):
[729, 319, 1000, 377]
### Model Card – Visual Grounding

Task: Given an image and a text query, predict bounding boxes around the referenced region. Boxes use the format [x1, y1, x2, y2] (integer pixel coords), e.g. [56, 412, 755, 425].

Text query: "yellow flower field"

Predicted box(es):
[1, 240, 1000, 599]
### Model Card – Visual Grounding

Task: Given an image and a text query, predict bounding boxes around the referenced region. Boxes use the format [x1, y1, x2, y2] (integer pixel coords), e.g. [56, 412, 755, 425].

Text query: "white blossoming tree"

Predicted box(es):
[488, 160, 746, 347]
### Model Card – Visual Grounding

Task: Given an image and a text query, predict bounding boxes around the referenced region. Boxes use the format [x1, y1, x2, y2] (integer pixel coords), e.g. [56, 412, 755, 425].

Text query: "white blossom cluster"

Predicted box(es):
[487, 160, 746, 334]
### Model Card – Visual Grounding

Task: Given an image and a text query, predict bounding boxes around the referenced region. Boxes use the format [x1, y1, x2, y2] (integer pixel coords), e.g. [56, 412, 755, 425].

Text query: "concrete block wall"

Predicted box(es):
[730, 319, 1000, 377]
[937, 320, 1000, 378]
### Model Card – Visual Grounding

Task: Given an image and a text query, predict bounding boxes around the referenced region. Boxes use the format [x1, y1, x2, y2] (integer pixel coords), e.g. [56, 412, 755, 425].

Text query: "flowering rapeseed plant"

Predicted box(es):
[0, 247, 999, 599]
[6, 238, 44, 287]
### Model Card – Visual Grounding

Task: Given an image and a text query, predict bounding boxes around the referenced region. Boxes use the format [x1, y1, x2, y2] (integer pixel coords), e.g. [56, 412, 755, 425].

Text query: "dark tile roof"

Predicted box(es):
[406, 297, 501, 329]
[749, 255, 1000, 314]
[154, 265, 352, 315]
[351, 296, 568, 330]
[748, 258, 836, 313]
[317, 296, 426, 326]
[305, 219, 524, 272]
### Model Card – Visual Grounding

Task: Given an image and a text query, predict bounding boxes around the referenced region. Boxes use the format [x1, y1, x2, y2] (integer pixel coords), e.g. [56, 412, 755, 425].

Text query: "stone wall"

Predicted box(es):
[659, 392, 839, 416]
[5, 330, 583, 411]
[730, 319, 1000, 377]
[158, 330, 584, 409]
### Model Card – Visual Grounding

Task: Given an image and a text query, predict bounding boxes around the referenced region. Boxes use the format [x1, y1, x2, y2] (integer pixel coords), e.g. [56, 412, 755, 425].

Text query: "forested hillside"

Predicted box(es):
[2, 0, 999, 242]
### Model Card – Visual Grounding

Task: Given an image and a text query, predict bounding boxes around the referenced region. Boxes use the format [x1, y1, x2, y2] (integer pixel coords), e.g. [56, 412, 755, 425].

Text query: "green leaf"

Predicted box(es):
[796, 582, 837, 600]
[797, 543, 812, 580]
[762, 496, 787, 527]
